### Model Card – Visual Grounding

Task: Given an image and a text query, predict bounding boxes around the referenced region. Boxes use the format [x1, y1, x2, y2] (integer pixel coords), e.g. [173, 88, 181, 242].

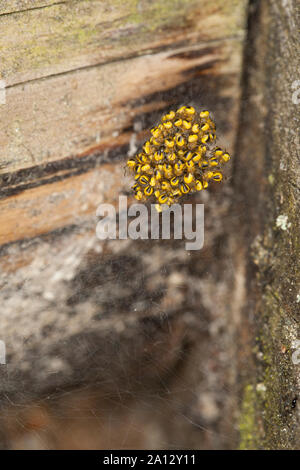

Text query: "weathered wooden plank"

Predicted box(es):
[0, 40, 242, 177]
[0, 0, 248, 451]
[0, 39, 242, 244]
[0, 162, 127, 245]
[0, 1, 62, 15]
[0, 0, 247, 86]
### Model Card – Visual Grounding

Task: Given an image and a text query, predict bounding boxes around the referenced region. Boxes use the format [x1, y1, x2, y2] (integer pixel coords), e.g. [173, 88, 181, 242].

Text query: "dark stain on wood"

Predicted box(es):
[130, 72, 236, 134]
[0, 143, 129, 200]
[1, 65, 235, 201]
[169, 46, 219, 60]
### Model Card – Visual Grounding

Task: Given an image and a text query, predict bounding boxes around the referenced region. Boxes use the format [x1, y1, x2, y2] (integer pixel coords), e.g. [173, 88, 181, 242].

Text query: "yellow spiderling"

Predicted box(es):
[126, 106, 231, 209]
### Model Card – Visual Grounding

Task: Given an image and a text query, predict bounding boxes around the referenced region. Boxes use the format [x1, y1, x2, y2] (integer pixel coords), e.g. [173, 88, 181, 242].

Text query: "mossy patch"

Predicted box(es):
[239, 384, 259, 450]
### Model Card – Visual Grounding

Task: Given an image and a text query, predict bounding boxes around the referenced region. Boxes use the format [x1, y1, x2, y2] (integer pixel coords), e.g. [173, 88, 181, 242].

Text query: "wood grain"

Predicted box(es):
[0, 0, 246, 86]
[0, 40, 241, 176]
[0, 2, 249, 448]
[0, 1, 62, 15]
[0, 162, 126, 245]
[0, 40, 242, 244]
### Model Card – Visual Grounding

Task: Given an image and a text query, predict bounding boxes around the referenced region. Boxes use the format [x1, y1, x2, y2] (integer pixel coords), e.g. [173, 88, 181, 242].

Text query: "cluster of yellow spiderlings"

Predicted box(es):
[126, 106, 230, 210]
